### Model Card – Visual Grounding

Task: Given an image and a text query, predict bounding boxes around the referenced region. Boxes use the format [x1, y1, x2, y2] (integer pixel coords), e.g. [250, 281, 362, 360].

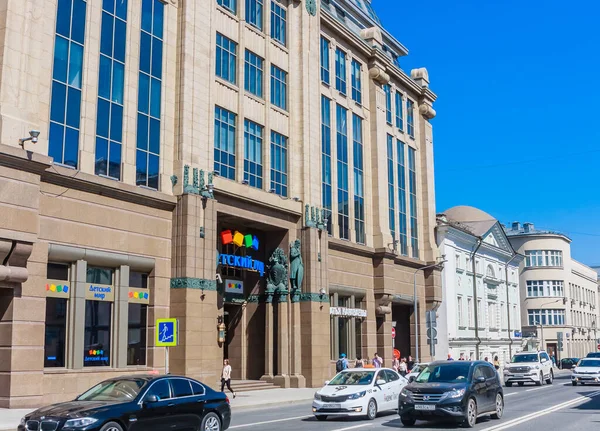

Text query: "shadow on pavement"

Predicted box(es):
[302, 411, 398, 423]
[379, 416, 495, 429]
[572, 389, 600, 410]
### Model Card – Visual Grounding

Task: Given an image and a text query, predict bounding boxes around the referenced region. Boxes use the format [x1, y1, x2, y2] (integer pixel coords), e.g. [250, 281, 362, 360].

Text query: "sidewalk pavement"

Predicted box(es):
[0, 387, 317, 430]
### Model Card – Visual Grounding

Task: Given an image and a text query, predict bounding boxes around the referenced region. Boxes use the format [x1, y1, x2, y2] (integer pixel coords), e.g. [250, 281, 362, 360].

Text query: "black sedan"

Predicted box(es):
[398, 361, 503, 428]
[18, 374, 231, 431]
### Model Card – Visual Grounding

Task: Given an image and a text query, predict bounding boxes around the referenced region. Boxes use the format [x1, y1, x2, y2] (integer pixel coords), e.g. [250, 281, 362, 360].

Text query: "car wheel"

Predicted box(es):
[201, 412, 221, 431]
[366, 398, 378, 420]
[546, 370, 553, 385]
[463, 398, 477, 428]
[505, 382, 512, 387]
[536, 372, 543, 386]
[491, 393, 504, 420]
[315, 415, 328, 421]
[401, 416, 416, 427]
[572, 381, 577, 386]
[100, 422, 123, 431]
[518, 382, 524, 387]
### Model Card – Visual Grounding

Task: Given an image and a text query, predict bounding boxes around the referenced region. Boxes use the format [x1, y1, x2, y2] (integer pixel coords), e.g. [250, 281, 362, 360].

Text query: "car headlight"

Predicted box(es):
[534, 365, 540, 369]
[20, 417, 26, 426]
[503, 368, 511, 373]
[64, 417, 99, 427]
[400, 388, 413, 398]
[444, 388, 466, 399]
[347, 391, 366, 400]
[314, 392, 322, 401]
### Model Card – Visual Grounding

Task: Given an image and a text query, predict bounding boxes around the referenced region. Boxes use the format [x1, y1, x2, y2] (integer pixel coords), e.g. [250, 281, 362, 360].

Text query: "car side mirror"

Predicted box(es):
[408, 376, 415, 383]
[572, 365, 577, 370]
[376, 379, 386, 386]
[144, 394, 159, 404]
[475, 376, 485, 384]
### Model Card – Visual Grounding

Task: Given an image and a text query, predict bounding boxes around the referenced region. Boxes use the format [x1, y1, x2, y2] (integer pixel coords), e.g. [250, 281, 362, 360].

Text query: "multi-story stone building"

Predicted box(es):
[0, 0, 440, 407]
[436, 207, 523, 364]
[506, 222, 599, 360]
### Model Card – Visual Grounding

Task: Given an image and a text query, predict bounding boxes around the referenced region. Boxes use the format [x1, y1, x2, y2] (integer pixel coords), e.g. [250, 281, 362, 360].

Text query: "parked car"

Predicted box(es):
[313, 368, 408, 420]
[559, 357, 579, 369]
[18, 375, 231, 431]
[398, 361, 504, 428]
[572, 358, 600, 385]
[503, 351, 554, 387]
[406, 362, 429, 383]
[585, 352, 600, 358]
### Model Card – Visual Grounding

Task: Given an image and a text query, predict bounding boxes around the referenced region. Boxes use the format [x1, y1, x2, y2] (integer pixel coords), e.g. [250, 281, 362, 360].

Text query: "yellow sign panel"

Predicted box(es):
[129, 288, 150, 304]
[156, 318, 178, 347]
[45, 280, 70, 299]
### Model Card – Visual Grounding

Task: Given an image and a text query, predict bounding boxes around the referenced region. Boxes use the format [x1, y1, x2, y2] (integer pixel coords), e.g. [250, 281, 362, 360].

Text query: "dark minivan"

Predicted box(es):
[398, 361, 503, 428]
[18, 375, 231, 431]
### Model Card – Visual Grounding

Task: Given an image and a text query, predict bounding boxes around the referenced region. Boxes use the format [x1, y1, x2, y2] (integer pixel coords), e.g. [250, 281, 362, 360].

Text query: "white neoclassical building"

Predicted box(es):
[435, 206, 523, 363]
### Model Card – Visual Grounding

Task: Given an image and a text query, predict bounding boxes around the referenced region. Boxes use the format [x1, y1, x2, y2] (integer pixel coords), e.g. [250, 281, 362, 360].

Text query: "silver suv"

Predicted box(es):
[503, 351, 554, 387]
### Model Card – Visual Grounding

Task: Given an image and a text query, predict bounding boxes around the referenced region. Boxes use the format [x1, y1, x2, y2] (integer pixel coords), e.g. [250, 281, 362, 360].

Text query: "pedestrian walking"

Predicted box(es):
[354, 356, 365, 368]
[459, 353, 466, 361]
[372, 353, 382, 368]
[407, 355, 415, 371]
[493, 356, 500, 370]
[392, 356, 400, 372]
[336, 353, 349, 372]
[399, 358, 408, 377]
[221, 359, 236, 398]
[447, 353, 454, 361]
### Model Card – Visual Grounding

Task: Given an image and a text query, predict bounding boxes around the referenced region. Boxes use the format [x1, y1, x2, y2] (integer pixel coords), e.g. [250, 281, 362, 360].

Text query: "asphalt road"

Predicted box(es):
[229, 374, 600, 431]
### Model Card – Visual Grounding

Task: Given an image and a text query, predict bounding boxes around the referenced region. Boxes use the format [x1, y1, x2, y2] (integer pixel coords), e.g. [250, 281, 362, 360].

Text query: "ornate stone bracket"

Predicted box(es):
[170, 277, 217, 291]
[0, 239, 32, 284]
[375, 294, 392, 315]
[290, 288, 301, 303]
[182, 166, 214, 199]
[299, 293, 329, 303]
[419, 104, 436, 120]
[276, 288, 289, 303]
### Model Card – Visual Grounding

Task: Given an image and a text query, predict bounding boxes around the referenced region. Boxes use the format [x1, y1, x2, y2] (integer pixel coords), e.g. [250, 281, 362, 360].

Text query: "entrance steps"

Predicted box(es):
[230, 379, 281, 392]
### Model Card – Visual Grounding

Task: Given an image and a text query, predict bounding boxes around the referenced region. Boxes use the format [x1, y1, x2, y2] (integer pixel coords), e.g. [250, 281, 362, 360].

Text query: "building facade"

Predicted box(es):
[0, 0, 441, 407]
[435, 207, 522, 364]
[506, 222, 599, 360]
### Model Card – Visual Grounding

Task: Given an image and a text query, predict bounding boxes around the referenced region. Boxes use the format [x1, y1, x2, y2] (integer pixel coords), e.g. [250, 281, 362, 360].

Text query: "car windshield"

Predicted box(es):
[415, 363, 470, 383]
[586, 353, 600, 358]
[77, 379, 146, 402]
[328, 371, 375, 386]
[579, 360, 600, 367]
[511, 354, 538, 363]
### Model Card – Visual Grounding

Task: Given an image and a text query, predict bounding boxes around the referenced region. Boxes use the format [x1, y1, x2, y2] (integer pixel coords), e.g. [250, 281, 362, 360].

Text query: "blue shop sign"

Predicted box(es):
[219, 254, 265, 277]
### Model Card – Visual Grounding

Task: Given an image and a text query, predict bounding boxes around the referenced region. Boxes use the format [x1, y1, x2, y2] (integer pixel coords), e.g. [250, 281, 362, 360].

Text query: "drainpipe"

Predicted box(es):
[471, 238, 483, 358]
[504, 253, 520, 358]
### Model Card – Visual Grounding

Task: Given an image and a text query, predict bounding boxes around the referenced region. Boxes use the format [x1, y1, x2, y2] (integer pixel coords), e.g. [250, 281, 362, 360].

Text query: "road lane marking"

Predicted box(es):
[525, 386, 549, 392]
[329, 424, 373, 431]
[481, 390, 600, 431]
[504, 393, 517, 397]
[229, 415, 312, 428]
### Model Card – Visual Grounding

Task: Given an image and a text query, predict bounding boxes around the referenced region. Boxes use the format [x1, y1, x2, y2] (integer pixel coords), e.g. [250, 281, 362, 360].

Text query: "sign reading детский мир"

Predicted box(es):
[220, 230, 265, 276]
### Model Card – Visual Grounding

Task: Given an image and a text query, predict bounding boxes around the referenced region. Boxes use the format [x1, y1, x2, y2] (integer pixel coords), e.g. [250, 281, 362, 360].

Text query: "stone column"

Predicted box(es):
[114, 265, 130, 368]
[261, 293, 275, 382]
[289, 291, 306, 388]
[69, 259, 87, 369]
[273, 292, 290, 388]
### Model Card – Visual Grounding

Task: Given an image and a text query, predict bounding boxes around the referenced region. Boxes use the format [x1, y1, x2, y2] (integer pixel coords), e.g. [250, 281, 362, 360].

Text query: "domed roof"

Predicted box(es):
[443, 206, 497, 224]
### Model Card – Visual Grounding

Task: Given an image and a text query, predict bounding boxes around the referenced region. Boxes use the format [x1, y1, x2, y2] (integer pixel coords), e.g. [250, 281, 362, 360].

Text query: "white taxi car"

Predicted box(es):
[572, 358, 600, 385]
[312, 368, 408, 421]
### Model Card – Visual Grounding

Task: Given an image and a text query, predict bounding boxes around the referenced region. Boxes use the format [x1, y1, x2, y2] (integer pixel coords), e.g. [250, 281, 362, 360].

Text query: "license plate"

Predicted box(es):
[323, 404, 341, 409]
[513, 374, 524, 378]
[415, 404, 436, 411]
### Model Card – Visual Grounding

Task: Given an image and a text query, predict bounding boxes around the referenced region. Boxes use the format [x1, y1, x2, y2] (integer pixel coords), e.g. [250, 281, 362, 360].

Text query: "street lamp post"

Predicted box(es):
[533, 299, 563, 352]
[413, 257, 446, 363]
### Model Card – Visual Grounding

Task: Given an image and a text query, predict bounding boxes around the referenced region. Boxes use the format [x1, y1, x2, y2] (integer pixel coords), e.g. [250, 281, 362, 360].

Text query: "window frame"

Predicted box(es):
[270, 64, 287, 110]
[334, 48, 347, 95]
[336, 104, 350, 240]
[350, 59, 362, 104]
[217, 0, 237, 14]
[243, 119, 264, 189]
[320, 37, 331, 85]
[216, 32, 238, 85]
[270, 0, 286, 46]
[214, 106, 237, 180]
[245, 0, 264, 31]
[244, 49, 264, 98]
[270, 130, 288, 197]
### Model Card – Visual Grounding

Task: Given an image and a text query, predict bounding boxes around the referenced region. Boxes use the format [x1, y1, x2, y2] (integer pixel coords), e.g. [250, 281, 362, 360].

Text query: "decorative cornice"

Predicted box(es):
[170, 278, 217, 290]
[300, 293, 329, 303]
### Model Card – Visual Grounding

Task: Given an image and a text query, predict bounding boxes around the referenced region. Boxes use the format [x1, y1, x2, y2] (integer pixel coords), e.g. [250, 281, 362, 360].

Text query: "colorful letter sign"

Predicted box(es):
[221, 230, 259, 251]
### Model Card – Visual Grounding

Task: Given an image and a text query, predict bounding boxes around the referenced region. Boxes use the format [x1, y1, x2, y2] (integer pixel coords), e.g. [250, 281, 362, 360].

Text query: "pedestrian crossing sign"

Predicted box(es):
[156, 318, 178, 347]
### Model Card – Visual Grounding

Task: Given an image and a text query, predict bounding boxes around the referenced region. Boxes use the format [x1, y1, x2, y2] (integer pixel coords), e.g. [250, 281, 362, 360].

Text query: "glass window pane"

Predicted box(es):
[116, 0, 128, 20]
[95, 137, 108, 175]
[98, 55, 112, 100]
[114, 18, 127, 63]
[71, 0, 87, 44]
[103, 0, 115, 14]
[153, 0, 164, 39]
[56, 0, 72, 37]
[86, 267, 114, 284]
[141, 0, 153, 33]
[97, 98, 110, 138]
[139, 32, 151, 74]
[110, 104, 123, 142]
[68, 42, 84, 89]
[53, 36, 69, 82]
[151, 38, 163, 79]
[127, 303, 147, 366]
[100, 12, 114, 57]
[171, 379, 193, 398]
[150, 78, 161, 118]
[84, 300, 112, 367]
[109, 141, 121, 179]
[66, 87, 81, 128]
[149, 118, 160, 154]
[50, 81, 67, 124]
[44, 298, 68, 368]
[138, 73, 150, 113]
[136, 149, 148, 185]
[112, 61, 125, 105]
[148, 153, 159, 190]
[48, 122, 64, 163]
[137, 114, 148, 149]
[129, 272, 149, 289]
[64, 127, 79, 168]
[146, 380, 170, 400]
[47, 263, 69, 281]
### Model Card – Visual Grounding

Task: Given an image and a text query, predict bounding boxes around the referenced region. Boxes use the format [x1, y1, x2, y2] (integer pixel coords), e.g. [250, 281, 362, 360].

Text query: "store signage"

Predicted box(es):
[129, 288, 150, 304]
[219, 254, 265, 276]
[45, 280, 70, 299]
[330, 307, 367, 318]
[85, 284, 115, 302]
[225, 279, 244, 295]
[84, 349, 109, 365]
[513, 331, 522, 339]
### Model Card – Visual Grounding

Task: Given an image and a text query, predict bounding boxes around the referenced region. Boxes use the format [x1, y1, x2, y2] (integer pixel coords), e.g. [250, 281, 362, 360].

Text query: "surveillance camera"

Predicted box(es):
[216, 273, 223, 283]
[319, 287, 326, 295]
[29, 130, 40, 143]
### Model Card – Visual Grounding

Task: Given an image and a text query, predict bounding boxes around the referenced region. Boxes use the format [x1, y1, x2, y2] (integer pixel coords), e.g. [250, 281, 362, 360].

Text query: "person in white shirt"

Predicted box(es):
[220, 359, 236, 398]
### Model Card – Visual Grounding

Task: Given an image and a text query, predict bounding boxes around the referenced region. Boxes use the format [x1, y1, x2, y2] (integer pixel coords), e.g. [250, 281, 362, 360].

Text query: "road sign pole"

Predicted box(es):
[165, 346, 169, 375]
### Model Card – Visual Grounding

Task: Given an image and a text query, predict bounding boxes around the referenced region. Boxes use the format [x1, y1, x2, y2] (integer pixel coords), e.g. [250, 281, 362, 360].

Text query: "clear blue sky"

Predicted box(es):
[373, 0, 600, 266]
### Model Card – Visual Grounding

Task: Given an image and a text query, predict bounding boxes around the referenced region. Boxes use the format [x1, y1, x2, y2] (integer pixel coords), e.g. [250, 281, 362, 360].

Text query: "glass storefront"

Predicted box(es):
[84, 300, 112, 367]
[330, 292, 365, 360]
[44, 298, 67, 368]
